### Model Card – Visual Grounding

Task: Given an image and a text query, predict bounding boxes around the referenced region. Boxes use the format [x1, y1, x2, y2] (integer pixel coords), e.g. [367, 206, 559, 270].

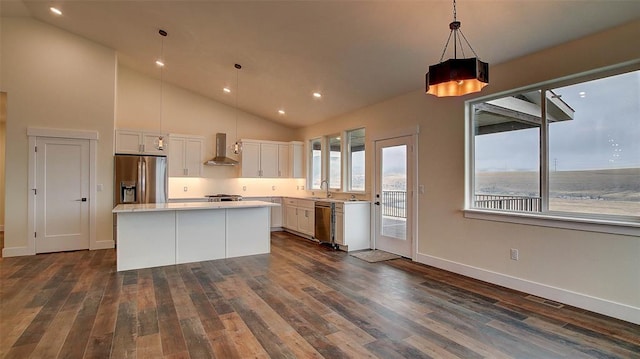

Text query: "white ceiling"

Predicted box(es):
[2, 1, 640, 128]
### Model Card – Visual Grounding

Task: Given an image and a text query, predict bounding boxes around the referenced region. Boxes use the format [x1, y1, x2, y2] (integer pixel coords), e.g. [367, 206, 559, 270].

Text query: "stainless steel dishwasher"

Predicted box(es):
[314, 201, 336, 247]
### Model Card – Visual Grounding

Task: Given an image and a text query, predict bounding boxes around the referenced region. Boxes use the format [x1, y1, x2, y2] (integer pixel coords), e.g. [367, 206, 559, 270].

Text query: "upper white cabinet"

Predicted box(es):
[115, 129, 166, 155]
[240, 139, 300, 178]
[277, 143, 290, 178]
[168, 134, 204, 177]
[290, 141, 304, 178]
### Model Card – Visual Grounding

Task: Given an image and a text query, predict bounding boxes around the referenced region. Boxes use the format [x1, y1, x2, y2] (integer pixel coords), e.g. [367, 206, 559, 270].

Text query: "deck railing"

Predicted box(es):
[474, 194, 541, 212]
[382, 190, 406, 218]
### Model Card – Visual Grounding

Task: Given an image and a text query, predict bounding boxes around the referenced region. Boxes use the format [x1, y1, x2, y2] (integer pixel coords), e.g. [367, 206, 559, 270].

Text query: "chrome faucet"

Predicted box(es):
[320, 179, 330, 198]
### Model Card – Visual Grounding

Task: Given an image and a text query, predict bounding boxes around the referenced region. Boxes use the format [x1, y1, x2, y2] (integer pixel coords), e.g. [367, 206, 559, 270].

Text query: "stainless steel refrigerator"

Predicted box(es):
[114, 154, 168, 206]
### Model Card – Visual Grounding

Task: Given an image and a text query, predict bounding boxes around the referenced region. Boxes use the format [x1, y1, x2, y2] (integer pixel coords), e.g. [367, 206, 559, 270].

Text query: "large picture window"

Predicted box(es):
[469, 68, 640, 223]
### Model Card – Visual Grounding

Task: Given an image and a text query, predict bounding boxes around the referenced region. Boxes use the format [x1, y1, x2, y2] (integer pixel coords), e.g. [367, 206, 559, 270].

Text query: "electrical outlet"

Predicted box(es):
[510, 248, 519, 261]
[242, 186, 247, 191]
[272, 185, 276, 191]
[183, 186, 188, 192]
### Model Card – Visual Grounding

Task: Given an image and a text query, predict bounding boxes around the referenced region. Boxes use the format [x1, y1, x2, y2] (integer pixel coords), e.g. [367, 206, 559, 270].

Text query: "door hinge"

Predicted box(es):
[35, 146, 38, 152]
[33, 188, 37, 195]
[34, 232, 37, 238]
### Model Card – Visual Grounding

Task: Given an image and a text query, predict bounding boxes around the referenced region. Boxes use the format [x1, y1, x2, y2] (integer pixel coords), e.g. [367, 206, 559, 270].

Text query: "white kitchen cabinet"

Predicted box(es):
[168, 135, 203, 177]
[284, 198, 299, 231]
[115, 129, 167, 155]
[334, 201, 370, 251]
[278, 144, 290, 178]
[283, 198, 315, 238]
[260, 143, 279, 177]
[290, 141, 304, 178]
[246, 197, 283, 230]
[271, 197, 283, 228]
[240, 139, 298, 178]
[297, 207, 314, 235]
[240, 141, 261, 177]
[240, 140, 278, 178]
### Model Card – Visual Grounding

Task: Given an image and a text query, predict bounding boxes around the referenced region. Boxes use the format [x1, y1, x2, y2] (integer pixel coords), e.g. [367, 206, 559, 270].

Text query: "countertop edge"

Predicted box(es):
[113, 200, 279, 213]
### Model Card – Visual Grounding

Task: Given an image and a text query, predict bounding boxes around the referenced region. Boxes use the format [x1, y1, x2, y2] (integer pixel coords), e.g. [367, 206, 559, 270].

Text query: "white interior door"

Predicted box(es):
[374, 135, 414, 257]
[35, 137, 90, 253]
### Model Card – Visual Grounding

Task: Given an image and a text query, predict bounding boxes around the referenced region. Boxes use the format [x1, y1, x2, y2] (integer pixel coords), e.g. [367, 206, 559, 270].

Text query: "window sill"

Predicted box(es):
[463, 209, 640, 237]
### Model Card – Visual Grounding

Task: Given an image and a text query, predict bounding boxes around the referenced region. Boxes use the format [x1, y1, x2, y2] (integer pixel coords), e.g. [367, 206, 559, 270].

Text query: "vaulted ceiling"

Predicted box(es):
[2, 1, 640, 128]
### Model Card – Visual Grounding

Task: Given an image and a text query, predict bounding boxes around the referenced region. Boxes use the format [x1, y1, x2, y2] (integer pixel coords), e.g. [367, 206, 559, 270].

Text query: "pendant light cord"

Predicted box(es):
[235, 65, 239, 142]
[438, 0, 481, 63]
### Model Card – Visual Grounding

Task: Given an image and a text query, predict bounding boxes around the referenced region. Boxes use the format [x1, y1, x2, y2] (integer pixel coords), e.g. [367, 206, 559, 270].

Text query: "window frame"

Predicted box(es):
[346, 127, 366, 193]
[327, 133, 343, 191]
[465, 62, 640, 236]
[308, 137, 323, 190]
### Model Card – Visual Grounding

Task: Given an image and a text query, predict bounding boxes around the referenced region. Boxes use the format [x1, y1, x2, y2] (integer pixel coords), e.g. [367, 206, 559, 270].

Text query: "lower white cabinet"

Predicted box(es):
[270, 197, 283, 228]
[283, 198, 315, 238]
[245, 197, 283, 230]
[334, 202, 370, 251]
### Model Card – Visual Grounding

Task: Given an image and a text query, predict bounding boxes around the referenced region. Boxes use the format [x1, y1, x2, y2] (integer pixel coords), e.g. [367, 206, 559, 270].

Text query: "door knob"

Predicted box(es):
[76, 198, 87, 202]
[374, 201, 380, 206]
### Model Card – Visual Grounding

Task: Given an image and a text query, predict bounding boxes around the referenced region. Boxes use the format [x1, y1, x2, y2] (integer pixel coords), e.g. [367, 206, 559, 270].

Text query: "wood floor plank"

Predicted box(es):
[83, 271, 122, 358]
[152, 267, 188, 356]
[57, 288, 103, 358]
[28, 307, 77, 359]
[1, 231, 638, 359]
[136, 332, 163, 359]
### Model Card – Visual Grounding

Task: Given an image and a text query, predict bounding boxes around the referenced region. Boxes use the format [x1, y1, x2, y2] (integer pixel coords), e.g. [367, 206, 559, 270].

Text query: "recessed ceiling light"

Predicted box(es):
[50, 7, 62, 16]
[223, 87, 231, 93]
[579, 91, 587, 98]
[155, 59, 165, 67]
[313, 92, 322, 99]
[278, 109, 286, 115]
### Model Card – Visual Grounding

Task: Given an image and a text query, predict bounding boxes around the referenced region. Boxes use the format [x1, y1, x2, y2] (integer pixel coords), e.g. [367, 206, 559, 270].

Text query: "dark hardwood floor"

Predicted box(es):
[1, 231, 638, 358]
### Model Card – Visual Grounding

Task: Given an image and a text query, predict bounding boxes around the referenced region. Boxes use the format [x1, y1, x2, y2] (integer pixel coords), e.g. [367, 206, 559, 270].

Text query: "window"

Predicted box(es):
[473, 90, 541, 211]
[347, 128, 365, 191]
[328, 134, 341, 190]
[309, 138, 322, 190]
[469, 68, 640, 224]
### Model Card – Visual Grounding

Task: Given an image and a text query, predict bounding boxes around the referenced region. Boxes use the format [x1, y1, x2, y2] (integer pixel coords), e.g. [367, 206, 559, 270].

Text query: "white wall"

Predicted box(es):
[0, 92, 6, 231]
[1, 18, 116, 253]
[296, 20, 640, 323]
[116, 65, 304, 198]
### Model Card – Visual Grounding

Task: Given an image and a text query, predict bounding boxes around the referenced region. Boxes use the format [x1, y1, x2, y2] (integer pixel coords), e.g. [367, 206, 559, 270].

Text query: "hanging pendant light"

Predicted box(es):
[156, 29, 168, 150]
[233, 63, 242, 154]
[425, 0, 488, 97]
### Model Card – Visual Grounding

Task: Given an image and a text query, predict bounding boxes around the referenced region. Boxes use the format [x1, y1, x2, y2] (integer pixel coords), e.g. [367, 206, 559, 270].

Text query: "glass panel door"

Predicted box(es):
[374, 135, 413, 257]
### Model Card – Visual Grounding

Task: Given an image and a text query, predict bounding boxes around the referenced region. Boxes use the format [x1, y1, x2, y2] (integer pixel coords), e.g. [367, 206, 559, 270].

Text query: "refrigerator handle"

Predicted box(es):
[137, 158, 144, 203]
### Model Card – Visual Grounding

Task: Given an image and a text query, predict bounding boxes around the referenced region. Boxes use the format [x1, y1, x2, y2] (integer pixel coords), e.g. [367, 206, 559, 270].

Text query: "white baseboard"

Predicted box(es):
[2, 246, 35, 257]
[416, 252, 640, 325]
[91, 240, 115, 250]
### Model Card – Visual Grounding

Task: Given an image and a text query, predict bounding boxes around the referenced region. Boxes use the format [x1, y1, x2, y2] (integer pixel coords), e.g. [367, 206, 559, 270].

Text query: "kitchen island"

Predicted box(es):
[113, 201, 279, 271]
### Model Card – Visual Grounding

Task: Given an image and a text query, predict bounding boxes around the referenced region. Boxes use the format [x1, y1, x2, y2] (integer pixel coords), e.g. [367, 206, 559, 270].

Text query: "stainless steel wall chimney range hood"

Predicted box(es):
[205, 133, 239, 166]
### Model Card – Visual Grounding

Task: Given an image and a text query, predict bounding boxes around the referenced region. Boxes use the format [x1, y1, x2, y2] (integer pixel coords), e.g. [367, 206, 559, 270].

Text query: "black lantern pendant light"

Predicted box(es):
[426, 0, 488, 97]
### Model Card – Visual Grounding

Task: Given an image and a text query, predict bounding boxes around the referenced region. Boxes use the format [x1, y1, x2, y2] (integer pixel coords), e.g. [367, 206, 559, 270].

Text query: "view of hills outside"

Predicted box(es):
[475, 70, 640, 216]
[311, 150, 366, 191]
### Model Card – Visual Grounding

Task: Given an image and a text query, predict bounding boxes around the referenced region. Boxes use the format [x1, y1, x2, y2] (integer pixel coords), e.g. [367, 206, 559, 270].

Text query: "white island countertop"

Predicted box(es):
[113, 200, 279, 213]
